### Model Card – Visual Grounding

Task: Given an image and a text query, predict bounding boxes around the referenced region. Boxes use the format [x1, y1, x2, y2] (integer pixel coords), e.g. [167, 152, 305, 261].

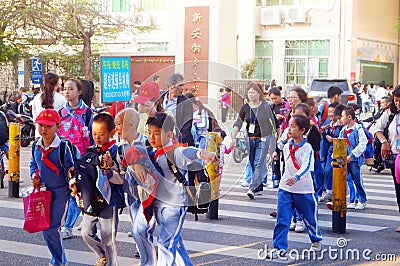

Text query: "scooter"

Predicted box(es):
[6, 110, 35, 147]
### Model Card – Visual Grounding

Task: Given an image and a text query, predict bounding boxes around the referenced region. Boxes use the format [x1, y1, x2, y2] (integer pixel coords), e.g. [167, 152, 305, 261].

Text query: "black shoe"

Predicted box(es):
[134, 250, 140, 258]
[375, 165, 385, 173]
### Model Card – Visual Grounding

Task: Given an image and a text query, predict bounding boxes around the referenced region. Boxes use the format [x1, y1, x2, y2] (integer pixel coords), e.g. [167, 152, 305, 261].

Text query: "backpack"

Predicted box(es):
[320, 101, 329, 124]
[373, 113, 396, 168]
[73, 152, 109, 216]
[59, 107, 92, 155]
[359, 123, 374, 165]
[0, 111, 8, 146]
[166, 149, 211, 221]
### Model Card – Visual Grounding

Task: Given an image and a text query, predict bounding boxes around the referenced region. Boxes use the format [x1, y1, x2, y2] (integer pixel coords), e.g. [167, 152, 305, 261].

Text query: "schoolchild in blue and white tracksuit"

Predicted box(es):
[140, 112, 216, 266]
[30, 109, 74, 266]
[272, 114, 323, 253]
[338, 107, 368, 209]
[115, 108, 155, 266]
[79, 113, 125, 266]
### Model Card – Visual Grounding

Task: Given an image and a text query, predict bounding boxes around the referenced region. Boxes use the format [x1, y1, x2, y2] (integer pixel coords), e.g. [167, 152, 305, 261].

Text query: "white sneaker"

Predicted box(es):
[318, 192, 332, 203]
[310, 242, 322, 252]
[61, 227, 73, 239]
[246, 190, 255, 199]
[355, 202, 366, 210]
[347, 202, 357, 209]
[295, 221, 306, 232]
[289, 222, 296, 231]
[241, 181, 250, 187]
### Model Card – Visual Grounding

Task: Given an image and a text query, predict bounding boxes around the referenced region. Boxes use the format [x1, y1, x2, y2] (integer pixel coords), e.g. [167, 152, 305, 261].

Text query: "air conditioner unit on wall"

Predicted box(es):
[261, 7, 282, 26]
[285, 7, 308, 24]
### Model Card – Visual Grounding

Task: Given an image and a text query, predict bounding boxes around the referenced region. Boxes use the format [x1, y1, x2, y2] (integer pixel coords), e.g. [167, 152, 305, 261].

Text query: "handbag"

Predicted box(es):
[23, 186, 52, 233]
[384, 154, 397, 169]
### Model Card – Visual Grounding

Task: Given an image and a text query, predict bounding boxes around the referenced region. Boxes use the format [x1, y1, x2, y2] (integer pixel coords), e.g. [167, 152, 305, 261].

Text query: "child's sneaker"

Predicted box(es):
[61, 227, 73, 239]
[325, 201, 333, 210]
[355, 202, 366, 210]
[310, 241, 322, 252]
[318, 192, 332, 203]
[266, 248, 287, 260]
[241, 181, 250, 187]
[269, 211, 277, 218]
[347, 202, 357, 209]
[295, 221, 306, 232]
[95, 257, 106, 266]
[289, 222, 296, 231]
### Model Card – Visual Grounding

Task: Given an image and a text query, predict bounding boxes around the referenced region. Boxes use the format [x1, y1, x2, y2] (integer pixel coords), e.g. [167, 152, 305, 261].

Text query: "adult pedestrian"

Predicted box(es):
[230, 82, 276, 199]
[158, 73, 194, 146]
[375, 83, 388, 110]
[30, 72, 67, 138]
[219, 86, 231, 123]
[374, 85, 400, 231]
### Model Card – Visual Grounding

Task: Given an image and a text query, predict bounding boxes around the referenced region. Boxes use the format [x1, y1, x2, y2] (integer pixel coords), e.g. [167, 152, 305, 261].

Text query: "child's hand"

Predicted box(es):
[326, 135, 333, 142]
[32, 177, 40, 188]
[346, 155, 352, 163]
[285, 177, 297, 186]
[68, 167, 75, 180]
[200, 150, 217, 163]
[133, 164, 147, 183]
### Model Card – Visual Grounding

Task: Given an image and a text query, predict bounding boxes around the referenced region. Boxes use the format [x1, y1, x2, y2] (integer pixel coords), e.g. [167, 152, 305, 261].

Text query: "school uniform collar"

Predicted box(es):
[95, 140, 116, 153]
[38, 135, 61, 150]
[289, 138, 307, 148]
[65, 99, 87, 112]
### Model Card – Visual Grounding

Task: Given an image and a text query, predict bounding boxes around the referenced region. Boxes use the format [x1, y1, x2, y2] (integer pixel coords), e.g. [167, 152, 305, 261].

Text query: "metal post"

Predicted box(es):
[8, 123, 20, 198]
[332, 138, 347, 233]
[206, 132, 221, 220]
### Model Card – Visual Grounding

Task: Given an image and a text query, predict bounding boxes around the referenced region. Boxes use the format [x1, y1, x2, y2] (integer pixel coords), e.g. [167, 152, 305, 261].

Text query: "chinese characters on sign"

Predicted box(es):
[184, 6, 209, 98]
[101, 57, 131, 103]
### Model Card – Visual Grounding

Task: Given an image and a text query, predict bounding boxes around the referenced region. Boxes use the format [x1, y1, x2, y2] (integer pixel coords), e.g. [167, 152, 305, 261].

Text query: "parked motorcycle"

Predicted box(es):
[6, 110, 35, 147]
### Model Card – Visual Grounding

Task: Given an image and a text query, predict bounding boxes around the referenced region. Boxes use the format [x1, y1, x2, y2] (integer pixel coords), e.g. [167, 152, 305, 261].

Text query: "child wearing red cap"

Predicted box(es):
[30, 109, 75, 266]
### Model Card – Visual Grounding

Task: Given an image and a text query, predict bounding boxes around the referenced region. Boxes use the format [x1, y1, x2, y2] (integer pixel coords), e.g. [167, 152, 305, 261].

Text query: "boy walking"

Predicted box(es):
[339, 107, 368, 210]
[30, 109, 74, 266]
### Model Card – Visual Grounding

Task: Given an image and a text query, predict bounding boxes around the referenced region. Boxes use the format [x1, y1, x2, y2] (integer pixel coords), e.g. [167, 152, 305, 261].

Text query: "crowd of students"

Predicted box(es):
[17, 71, 400, 264]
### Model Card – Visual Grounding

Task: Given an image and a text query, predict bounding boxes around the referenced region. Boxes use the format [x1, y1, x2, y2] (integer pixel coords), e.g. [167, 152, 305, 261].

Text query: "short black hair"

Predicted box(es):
[328, 102, 340, 109]
[225, 86, 232, 92]
[291, 114, 310, 133]
[343, 107, 356, 119]
[146, 112, 175, 132]
[294, 103, 310, 118]
[134, 80, 142, 85]
[269, 87, 281, 97]
[333, 104, 346, 117]
[327, 86, 343, 99]
[93, 113, 115, 132]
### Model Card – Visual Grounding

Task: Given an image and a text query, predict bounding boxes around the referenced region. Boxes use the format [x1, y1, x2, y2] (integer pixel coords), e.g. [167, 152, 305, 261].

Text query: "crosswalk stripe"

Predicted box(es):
[221, 190, 398, 204]
[0, 234, 138, 266]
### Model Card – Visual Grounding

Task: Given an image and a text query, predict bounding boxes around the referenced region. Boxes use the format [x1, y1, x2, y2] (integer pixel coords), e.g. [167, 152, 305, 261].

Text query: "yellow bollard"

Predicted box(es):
[206, 132, 220, 220]
[8, 123, 20, 198]
[332, 138, 347, 233]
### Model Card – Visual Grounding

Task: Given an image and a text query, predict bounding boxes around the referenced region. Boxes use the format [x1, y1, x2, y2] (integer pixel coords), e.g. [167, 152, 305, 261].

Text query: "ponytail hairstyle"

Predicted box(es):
[41, 72, 59, 109]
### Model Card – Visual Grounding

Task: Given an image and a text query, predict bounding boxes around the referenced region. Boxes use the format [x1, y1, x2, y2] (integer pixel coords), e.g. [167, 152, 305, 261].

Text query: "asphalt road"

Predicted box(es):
[0, 139, 399, 266]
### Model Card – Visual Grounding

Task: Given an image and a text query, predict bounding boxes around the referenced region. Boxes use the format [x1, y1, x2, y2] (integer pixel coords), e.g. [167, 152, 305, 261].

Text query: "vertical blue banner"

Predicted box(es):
[101, 57, 131, 103]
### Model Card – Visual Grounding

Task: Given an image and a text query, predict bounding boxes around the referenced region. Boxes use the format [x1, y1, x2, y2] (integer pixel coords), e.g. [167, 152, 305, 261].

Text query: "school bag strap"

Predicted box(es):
[321, 101, 329, 123]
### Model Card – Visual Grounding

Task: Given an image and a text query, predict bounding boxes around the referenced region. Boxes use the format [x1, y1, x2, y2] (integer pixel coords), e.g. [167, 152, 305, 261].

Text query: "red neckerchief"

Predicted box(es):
[39, 146, 59, 175]
[289, 144, 301, 170]
[344, 129, 353, 146]
[154, 142, 187, 159]
[95, 140, 116, 154]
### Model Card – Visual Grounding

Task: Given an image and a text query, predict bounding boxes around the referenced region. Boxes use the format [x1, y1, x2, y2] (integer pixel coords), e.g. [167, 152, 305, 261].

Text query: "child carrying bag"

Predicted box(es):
[23, 185, 52, 233]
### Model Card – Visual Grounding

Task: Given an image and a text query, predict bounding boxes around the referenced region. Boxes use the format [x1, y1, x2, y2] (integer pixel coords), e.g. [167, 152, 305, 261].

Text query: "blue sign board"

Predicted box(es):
[101, 57, 131, 103]
[31, 58, 42, 84]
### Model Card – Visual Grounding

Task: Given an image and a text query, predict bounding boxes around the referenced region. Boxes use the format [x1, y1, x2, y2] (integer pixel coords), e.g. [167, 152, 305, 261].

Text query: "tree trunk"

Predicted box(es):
[82, 36, 93, 80]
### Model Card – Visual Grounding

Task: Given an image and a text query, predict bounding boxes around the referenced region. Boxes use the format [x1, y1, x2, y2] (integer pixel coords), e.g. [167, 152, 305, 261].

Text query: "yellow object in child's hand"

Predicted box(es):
[100, 151, 111, 169]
